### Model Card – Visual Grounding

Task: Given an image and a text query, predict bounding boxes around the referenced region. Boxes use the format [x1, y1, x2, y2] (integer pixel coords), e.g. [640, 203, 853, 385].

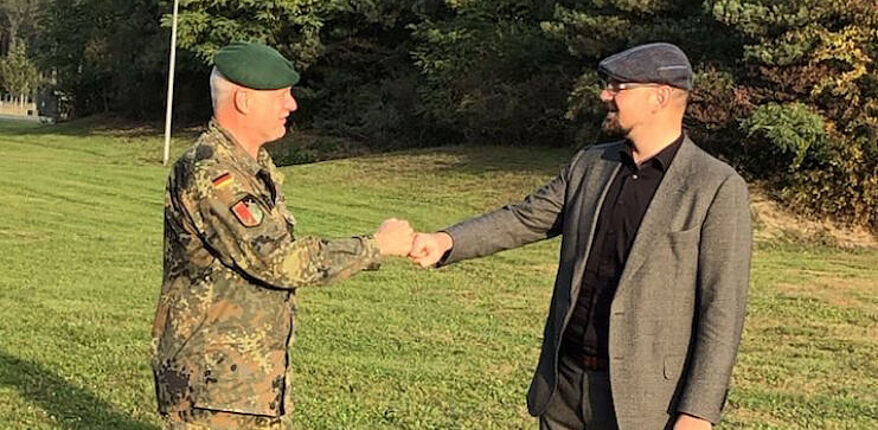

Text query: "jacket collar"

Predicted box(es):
[208, 119, 273, 177]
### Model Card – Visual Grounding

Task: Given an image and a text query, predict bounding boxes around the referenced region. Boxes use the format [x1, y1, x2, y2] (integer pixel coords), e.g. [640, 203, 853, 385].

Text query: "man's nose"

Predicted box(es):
[600, 89, 614, 102]
[283, 91, 298, 112]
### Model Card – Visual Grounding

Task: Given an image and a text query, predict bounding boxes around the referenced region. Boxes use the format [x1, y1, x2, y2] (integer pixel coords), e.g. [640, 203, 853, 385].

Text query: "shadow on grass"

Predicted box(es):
[0, 115, 200, 140]
[312, 143, 577, 177]
[426, 144, 576, 176]
[0, 350, 158, 430]
[0, 115, 580, 176]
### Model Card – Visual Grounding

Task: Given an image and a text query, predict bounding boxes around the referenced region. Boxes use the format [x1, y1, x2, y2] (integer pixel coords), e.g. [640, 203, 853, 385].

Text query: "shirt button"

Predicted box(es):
[632, 174, 639, 180]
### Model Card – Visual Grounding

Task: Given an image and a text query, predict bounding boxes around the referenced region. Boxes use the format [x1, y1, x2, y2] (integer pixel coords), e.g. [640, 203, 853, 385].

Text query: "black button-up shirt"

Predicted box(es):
[562, 135, 683, 359]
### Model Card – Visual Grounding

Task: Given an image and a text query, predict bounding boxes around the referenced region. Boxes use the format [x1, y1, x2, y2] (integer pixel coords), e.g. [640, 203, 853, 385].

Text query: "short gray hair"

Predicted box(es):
[210, 67, 235, 111]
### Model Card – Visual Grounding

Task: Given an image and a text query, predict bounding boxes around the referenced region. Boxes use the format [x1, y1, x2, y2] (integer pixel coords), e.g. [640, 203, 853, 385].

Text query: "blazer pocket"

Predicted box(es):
[667, 226, 699, 244]
[663, 354, 685, 380]
[666, 227, 700, 283]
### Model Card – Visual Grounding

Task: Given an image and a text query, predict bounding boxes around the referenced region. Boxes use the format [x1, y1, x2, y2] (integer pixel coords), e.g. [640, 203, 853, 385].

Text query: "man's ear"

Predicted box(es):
[234, 89, 250, 114]
[655, 85, 674, 109]
[646, 85, 676, 115]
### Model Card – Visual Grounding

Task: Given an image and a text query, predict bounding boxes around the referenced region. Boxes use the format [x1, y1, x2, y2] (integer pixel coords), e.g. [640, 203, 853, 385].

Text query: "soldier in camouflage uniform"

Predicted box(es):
[151, 42, 414, 429]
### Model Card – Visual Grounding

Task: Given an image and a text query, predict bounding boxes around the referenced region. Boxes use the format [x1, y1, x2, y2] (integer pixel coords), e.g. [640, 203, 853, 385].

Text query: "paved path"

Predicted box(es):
[0, 113, 52, 123]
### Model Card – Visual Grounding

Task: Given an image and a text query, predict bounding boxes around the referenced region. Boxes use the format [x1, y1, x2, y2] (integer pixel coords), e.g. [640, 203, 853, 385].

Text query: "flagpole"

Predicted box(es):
[162, 0, 180, 166]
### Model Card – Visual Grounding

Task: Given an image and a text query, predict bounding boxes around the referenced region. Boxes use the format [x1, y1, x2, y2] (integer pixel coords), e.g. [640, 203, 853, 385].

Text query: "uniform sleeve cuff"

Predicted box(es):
[362, 234, 383, 270]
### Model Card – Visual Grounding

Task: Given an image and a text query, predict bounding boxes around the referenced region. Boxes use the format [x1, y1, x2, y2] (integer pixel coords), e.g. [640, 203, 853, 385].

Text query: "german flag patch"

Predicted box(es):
[212, 172, 234, 189]
[231, 196, 265, 227]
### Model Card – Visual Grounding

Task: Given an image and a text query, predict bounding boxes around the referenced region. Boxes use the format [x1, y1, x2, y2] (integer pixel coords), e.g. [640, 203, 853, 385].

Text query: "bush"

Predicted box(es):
[741, 102, 826, 173]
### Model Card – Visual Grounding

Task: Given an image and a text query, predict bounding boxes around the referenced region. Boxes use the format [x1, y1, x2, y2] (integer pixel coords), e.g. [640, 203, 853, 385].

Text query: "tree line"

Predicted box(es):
[1, 0, 875, 230]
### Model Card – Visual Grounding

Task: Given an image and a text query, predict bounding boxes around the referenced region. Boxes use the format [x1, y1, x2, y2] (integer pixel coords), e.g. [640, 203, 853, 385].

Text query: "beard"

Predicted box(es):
[601, 109, 631, 139]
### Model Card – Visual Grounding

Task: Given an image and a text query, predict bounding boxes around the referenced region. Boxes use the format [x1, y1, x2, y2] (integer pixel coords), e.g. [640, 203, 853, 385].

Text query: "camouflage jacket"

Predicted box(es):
[152, 120, 381, 417]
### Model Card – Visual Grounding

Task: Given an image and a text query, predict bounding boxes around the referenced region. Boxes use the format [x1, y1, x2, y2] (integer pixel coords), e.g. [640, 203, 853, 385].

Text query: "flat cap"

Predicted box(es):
[213, 41, 300, 90]
[599, 42, 693, 90]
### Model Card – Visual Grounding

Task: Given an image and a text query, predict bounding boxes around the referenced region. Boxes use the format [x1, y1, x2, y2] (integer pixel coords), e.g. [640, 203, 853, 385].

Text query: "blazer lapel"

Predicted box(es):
[616, 137, 697, 290]
[570, 142, 624, 298]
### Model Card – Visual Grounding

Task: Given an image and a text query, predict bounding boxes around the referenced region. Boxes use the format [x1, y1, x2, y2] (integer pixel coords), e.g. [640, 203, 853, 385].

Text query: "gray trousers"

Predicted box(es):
[538, 353, 619, 430]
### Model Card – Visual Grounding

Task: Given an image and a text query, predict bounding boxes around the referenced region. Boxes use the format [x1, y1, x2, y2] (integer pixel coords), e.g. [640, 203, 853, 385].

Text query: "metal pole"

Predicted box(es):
[162, 0, 180, 166]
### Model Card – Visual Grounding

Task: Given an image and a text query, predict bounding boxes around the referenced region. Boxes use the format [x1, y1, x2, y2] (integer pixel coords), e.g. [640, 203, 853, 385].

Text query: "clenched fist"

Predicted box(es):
[408, 232, 453, 268]
[374, 218, 415, 257]
[674, 414, 712, 430]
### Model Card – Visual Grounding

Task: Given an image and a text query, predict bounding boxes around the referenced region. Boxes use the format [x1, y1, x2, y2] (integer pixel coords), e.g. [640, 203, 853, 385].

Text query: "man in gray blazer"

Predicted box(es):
[409, 43, 751, 430]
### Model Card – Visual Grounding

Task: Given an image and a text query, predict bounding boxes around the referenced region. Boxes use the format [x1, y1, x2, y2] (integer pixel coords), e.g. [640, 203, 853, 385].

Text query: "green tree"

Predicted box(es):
[169, 0, 324, 69]
[169, 0, 432, 145]
[0, 0, 43, 53]
[37, 0, 207, 119]
[0, 41, 40, 101]
[293, 0, 430, 145]
[411, 0, 574, 144]
[712, 0, 878, 227]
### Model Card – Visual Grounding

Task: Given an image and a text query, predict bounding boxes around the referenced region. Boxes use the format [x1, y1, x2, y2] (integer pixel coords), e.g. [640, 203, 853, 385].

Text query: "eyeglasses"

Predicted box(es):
[602, 81, 662, 94]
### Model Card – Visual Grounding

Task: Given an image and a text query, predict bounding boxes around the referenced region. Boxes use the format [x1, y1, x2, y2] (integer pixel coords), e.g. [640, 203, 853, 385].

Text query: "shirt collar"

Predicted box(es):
[619, 133, 684, 171]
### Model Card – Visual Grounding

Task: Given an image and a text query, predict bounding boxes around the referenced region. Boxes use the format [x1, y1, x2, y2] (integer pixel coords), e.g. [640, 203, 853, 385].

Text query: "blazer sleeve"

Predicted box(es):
[439, 152, 582, 265]
[676, 173, 752, 423]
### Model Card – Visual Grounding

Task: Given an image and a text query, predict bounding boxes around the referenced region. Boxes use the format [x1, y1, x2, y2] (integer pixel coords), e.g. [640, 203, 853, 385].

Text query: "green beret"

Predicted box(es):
[213, 41, 300, 90]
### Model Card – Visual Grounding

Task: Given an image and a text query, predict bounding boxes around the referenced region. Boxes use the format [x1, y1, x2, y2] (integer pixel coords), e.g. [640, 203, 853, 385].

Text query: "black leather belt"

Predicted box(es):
[564, 349, 608, 371]
[580, 355, 608, 371]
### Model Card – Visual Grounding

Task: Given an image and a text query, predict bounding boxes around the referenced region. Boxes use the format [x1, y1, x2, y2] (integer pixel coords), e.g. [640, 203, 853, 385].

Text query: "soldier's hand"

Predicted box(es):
[375, 218, 415, 257]
[408, 232, 453, 268]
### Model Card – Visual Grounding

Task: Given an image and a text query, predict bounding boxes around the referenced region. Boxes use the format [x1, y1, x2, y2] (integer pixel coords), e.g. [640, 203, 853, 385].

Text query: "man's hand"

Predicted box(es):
[408, 232, 453, 268]
[674, 414, 712, 430]
[374, 218, 414, 257]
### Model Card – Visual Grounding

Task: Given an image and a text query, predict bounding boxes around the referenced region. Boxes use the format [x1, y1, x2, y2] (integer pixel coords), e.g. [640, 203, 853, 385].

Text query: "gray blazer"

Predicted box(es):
[441, 138, 751, 429]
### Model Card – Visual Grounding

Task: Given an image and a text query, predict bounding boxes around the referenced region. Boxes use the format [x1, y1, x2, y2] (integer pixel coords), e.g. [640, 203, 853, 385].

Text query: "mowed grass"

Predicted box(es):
[0, 118, 875, 429]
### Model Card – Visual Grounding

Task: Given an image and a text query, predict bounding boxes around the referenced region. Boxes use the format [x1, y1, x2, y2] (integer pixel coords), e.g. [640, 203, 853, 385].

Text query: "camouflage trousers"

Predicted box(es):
[163, 408, 289, 430]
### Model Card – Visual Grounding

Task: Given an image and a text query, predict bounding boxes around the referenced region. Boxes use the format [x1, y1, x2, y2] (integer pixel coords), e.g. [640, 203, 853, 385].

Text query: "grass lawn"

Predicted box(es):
[0, 118, 875, 429]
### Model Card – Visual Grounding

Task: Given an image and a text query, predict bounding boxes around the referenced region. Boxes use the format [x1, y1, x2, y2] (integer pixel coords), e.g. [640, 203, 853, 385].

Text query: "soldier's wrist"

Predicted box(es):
[362, 234, 383, 269]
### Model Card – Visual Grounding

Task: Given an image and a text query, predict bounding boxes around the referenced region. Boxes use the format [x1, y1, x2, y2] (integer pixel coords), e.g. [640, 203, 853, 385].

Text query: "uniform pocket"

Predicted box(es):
[196, 345, 287, 417]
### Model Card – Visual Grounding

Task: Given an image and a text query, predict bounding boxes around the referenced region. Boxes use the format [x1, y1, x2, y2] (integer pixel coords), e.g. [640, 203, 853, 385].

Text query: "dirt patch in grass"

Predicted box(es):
[751, 188, 877, 249]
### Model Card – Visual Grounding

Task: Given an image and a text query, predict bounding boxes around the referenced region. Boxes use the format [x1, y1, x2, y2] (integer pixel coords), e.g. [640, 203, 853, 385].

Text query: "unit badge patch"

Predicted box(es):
[230, 196, 265, 227]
